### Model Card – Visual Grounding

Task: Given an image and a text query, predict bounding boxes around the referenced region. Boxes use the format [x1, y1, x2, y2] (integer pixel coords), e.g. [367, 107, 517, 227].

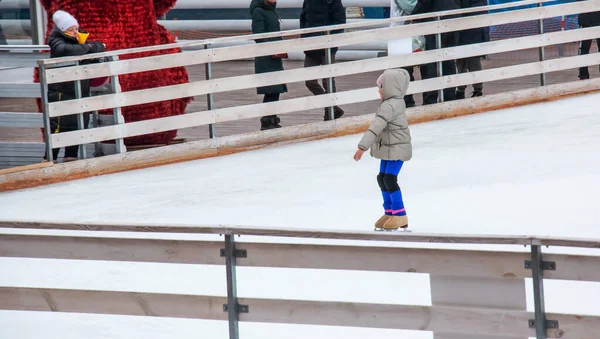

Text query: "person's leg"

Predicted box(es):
[377, 160, 393, 215]
[322, 51, 344, 120]
[456, 58, 468, 99]
[43, 117, 60, 161]
[469, 56, 483, 95]
[579, 38, 592, 80]
[421, 35, 439, 105]
[304, 54, 326, 95]
[375, 160, 393, 229]
[403, 66, 416, 107]
[260, 93, 282, 130]
[382, 160, 406, 217]
[441, 32, 458, 102]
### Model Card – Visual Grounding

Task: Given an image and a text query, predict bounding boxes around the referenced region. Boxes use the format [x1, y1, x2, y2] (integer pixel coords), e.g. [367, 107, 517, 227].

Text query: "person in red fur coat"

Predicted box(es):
[34, 0, 191, 147]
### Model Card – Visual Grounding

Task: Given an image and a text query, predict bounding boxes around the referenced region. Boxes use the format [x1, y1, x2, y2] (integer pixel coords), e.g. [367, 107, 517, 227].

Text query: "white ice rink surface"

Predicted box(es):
[1, 93, 600, 338]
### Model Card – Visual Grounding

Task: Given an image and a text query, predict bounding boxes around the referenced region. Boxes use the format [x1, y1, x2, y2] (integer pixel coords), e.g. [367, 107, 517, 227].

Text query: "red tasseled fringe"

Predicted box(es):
[34, 0, 192, 146]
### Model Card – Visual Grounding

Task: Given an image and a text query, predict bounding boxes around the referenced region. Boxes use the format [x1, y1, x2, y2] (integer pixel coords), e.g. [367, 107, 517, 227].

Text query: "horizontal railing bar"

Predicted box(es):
[38, 0, 561, 66]
[2, 286, 598, 337]
[46, 24, 599, 119]
[2, 233, 599, 281]
[44, 0, 592, 85]
[1, 221, 599, 248]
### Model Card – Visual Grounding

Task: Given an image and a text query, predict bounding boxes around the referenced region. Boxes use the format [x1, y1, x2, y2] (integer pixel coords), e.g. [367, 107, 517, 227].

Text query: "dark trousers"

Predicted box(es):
[457, 56, 483, 92]
[260, 93, 281, 125]
[43, 113, 90, 160]
[403, 66, 416, 107]
[579, 36, 600, 80]
[304, 51, 337, 95]
[420, 33, 458, 105]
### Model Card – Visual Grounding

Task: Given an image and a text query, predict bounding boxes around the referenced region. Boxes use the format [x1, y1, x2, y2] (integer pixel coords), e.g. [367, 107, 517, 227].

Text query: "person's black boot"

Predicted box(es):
[260, 115, 282, 131]
[323, 106, 345, 121]
[455, 91, 465, 100]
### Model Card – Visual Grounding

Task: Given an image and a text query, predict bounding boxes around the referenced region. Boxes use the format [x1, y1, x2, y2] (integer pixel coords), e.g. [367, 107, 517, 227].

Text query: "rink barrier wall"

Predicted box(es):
[0, 221, 599, 339]
[35, 0, 558, 65]
[42, 0, 594, 84]
[1, 76, 599, 192]
[1, 0, 599, 187]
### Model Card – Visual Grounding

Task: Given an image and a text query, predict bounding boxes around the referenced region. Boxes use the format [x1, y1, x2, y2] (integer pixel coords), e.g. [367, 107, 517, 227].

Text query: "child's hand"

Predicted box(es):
[353, 148, 365, 161]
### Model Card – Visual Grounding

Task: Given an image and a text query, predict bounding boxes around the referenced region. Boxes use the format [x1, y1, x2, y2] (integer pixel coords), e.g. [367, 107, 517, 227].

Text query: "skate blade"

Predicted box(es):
[374, 227, 411, 233]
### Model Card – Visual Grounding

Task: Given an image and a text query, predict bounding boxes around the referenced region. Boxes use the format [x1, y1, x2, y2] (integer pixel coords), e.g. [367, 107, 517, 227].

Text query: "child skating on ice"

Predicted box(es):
[354, 69, 413, 231]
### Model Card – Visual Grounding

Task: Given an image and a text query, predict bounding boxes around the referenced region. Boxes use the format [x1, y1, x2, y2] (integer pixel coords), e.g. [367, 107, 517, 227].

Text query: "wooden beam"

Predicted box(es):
[48, 22, 600, 117]
[2, 78, 600, 192]
[2, 233, 599, 281]
[1, 287, 597, 337]
[47, 26, 600, 118]
[38, 0, 554, 67]
[1, 222, 599, 250]
[0, 162, 53, 176]
[0, 287, 227, 320]
[50, 52, 600, 148]
[0, 234, 224, 265]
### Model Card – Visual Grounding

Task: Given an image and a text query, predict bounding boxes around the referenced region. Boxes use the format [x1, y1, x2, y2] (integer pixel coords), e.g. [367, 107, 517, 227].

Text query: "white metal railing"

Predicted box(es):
[32, 0, 600, 163]
[36, 0, 559, 65]
[0, 221, 598, 339]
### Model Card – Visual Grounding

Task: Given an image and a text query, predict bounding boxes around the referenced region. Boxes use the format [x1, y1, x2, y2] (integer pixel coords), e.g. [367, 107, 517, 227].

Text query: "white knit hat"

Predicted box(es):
[53, 10, 78, 32]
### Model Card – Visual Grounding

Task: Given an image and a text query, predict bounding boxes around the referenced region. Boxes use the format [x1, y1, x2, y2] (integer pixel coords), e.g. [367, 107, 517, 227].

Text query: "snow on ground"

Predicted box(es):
[1, 93, 600, 338]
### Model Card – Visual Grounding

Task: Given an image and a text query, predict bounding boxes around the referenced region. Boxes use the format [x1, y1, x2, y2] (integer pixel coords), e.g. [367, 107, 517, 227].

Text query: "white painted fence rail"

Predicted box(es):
[0, 221, 599, 339]
[32, 0, 600, 153]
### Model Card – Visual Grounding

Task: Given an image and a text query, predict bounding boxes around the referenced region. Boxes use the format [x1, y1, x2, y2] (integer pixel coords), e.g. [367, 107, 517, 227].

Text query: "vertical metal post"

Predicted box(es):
[204, 44, 216, 138]
[324, 30, 335, 121]
[436, 16, 444, 102]
[224, 234, 240, 339]
[109, 56, 126, 153]
[531, 245, 547, 339]
[29, 0, 45, 45]
[39, 63, 54, 162]
[538, 3, 546, 86]
[557, 15, 565, 57]
[74, 61, 87, 159]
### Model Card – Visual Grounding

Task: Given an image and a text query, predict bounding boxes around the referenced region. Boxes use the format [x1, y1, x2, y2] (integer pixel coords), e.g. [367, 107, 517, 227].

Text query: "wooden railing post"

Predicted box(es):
[430, 275, 527, 339]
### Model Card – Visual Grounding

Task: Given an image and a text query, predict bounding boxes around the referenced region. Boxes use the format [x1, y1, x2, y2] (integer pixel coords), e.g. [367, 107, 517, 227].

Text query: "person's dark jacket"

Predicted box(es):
[250, 0, 288, 95]
[578, 0, 600, 27]
[412, 0, 461, 21]
[47, 27, 105, 101]
[300, 0, 346, 56]
[458, 0, 490, 46]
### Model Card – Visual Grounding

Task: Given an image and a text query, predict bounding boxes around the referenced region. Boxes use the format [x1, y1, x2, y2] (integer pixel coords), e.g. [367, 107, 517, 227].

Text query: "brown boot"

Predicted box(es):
[382, 215, 408, 230]
[62, 157, 78, 163]
[374, 215, 391, 229]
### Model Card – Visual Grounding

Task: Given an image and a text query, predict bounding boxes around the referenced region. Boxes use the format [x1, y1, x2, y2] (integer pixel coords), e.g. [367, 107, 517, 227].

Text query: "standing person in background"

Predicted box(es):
[391, 0, 419, 108]
[577, 2, 600, 80]
[250, 0, 289, 131]
[300, 0, 346, 121]
[412, 0, 460, 105]
[455, 0, 489, 99]
[44, 10, 105, 163]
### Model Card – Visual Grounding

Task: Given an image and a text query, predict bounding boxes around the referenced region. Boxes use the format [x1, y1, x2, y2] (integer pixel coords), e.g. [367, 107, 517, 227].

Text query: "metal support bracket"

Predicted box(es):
[528, 319, 559, 329]
[524, 260, 556, 271]
[220, 248, 247, 258]
[223, 304, 249, 313]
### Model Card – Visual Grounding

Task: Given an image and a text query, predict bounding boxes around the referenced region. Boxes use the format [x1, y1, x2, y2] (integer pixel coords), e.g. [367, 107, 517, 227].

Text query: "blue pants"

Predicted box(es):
[377, 160, 406, 216]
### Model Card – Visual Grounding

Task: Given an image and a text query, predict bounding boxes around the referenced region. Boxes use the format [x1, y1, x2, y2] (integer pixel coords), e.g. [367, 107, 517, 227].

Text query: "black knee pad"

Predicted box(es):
[383, 174, 400, 192]
[377, 172, 386, 191]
